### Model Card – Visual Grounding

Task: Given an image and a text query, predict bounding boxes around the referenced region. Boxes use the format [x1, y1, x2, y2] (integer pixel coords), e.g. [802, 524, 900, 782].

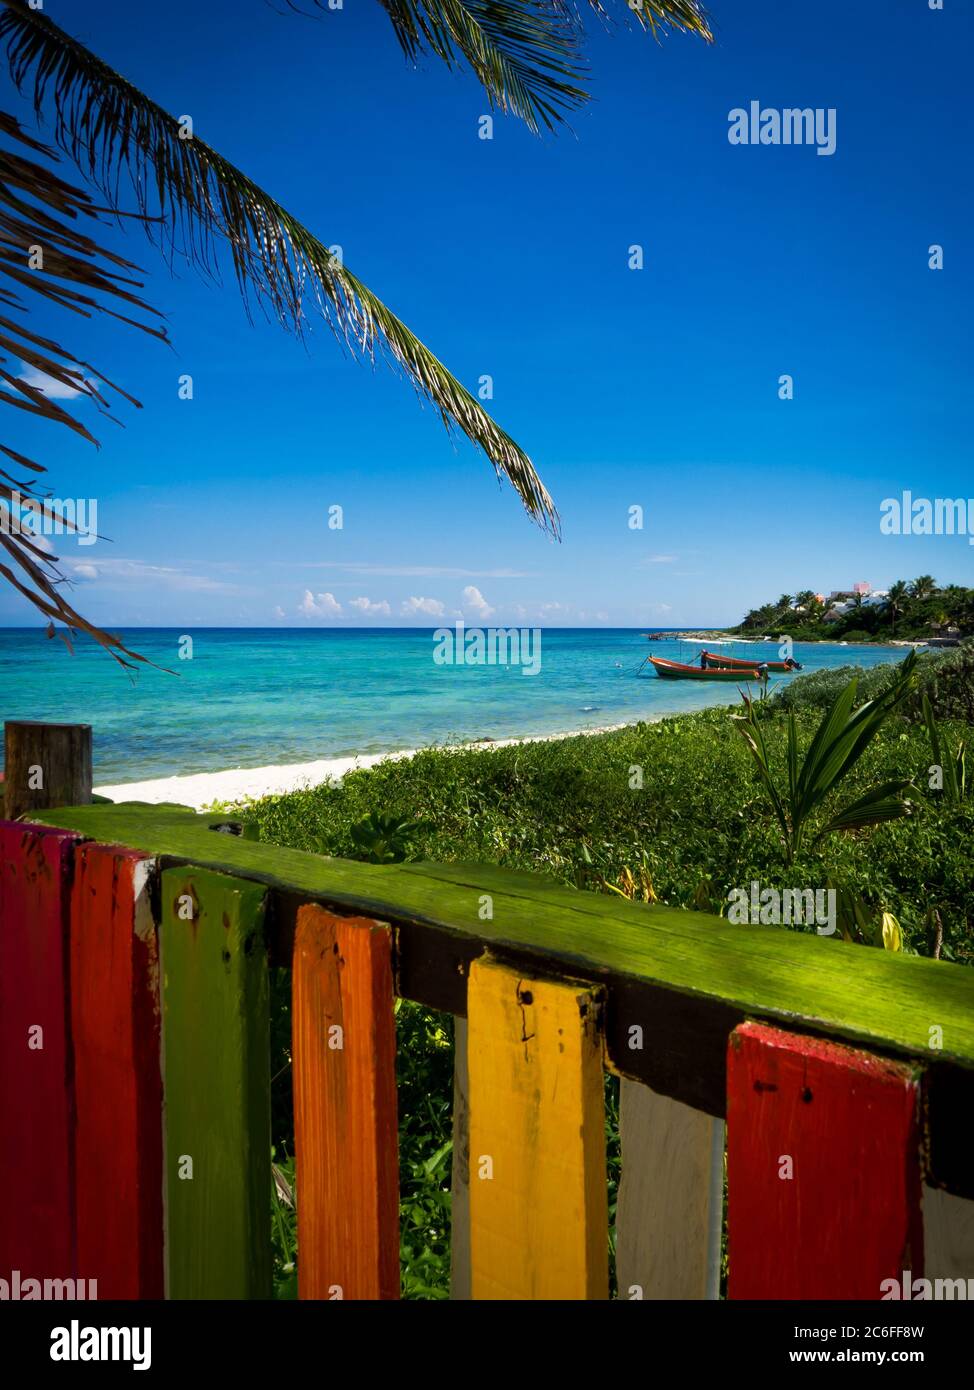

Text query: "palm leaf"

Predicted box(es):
[816, 780, 914, 839]
[923, 689, 961, 801]
[303, 0, 714, 135]
[374, 0, 589, 134]
[731, 708, 789, 846]
[0, 0, 559, 534]
[0, 110, 164, 670]
[795, 652, 917, 819]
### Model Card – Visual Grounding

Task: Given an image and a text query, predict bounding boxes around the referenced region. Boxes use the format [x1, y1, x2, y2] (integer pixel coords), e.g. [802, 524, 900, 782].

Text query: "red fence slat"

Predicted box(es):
[71, 844, 164, 1298]
[727, 1021, 923, 1299]
[0, 821, 82, 1283]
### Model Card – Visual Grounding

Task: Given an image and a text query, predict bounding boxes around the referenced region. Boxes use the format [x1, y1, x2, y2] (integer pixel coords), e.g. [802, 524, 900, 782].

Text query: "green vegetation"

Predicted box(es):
[769, 641, 974, 723]
[732, 652, 918, 864]
[734, 578, 973, 644]
[240, 692, 972, 962]
[923, 694, 968, 804]
[223, 652, 974, 1296]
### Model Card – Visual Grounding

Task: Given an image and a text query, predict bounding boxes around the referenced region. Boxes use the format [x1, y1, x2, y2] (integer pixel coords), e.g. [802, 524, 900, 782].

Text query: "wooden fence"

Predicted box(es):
[2, 721, 974, 1300]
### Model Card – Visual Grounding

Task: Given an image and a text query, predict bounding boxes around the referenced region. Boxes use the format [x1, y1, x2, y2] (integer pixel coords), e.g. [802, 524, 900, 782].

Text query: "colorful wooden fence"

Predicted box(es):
[2, 789, 974, 1299]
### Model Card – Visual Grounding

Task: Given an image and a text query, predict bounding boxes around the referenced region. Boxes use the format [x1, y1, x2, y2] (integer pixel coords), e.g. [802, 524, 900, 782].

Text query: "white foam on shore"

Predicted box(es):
[94, 722, 636, 811]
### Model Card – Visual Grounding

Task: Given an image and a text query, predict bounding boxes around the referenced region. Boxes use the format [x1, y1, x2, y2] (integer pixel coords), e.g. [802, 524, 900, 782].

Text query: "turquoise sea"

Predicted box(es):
[0, 628, 909, 784]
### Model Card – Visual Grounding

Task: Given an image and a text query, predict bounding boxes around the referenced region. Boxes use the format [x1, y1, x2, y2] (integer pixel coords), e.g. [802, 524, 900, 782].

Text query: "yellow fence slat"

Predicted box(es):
[467, 957, 607, 1299]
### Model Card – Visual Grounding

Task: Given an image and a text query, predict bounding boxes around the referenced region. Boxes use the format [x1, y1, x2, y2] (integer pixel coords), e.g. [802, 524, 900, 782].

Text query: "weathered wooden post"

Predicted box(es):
[3, 720, 92, 819]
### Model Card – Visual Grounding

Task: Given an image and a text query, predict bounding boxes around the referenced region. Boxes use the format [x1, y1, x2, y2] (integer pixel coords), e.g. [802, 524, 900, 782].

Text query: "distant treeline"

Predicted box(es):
[733, 578, 974, 642]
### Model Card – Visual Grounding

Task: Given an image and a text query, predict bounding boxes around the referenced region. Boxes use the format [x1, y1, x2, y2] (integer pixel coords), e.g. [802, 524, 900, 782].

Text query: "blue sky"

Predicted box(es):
[2, 0, 971, 629]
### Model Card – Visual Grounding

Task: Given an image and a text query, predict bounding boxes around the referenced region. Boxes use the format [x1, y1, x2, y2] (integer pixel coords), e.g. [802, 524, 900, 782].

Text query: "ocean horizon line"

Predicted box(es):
[0, 623, 724, 632]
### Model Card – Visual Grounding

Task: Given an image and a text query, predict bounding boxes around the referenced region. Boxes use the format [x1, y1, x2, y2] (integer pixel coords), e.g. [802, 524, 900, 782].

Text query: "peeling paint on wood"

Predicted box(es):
[293, 904, 399, 1299]
[615, 1078, 724, 1299]
[71, 845, 163, 1298]
[0, 822, 81, 1277]
[467, 958, 608, 1299]
[161, 867, 271, 1299]
[727, 1021, 923, 1299]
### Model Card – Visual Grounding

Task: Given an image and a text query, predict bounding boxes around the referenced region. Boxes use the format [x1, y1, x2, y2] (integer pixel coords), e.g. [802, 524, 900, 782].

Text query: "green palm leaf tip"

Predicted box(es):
[0, 0, 559, 536]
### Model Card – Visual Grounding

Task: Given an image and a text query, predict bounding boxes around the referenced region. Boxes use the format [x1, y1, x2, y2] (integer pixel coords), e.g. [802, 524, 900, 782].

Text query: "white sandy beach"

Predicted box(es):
[94, 722, 634, 811]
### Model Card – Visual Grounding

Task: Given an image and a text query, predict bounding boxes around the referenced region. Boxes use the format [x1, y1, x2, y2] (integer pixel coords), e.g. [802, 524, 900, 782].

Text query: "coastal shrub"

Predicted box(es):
[769, 662, 902, 715]
[238, 704, 973, 958]
[921, 641, 974, 723]
[770, 643, 974, 722]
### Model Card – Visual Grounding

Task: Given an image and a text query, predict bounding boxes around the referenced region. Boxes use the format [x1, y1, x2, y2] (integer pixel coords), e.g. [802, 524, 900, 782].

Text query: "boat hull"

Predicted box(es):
[701, 649, 800, 672]
[648, 656, 763, 681]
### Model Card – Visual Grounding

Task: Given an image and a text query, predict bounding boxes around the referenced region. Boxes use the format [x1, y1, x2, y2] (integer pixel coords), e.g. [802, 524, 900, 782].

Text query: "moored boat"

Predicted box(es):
[700, 649, 801, 672]
[647, 655, 764, 681]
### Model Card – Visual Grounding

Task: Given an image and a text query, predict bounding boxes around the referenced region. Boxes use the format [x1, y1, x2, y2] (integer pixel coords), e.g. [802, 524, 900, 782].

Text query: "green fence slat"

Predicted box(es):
[161, 867, 271, 1299]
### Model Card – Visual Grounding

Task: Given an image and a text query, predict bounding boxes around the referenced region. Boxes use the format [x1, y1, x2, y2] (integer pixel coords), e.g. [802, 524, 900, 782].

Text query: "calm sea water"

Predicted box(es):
[0, 628, 909, 783]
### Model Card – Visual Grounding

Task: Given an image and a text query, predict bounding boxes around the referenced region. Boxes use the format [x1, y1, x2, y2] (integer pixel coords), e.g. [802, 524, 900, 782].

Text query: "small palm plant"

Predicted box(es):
[346, 811, 430, 864]
[732, 651, 918, 864]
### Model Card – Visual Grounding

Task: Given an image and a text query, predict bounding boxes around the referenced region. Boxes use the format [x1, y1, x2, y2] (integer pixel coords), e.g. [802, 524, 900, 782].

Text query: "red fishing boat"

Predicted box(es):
[700, 649, 801, 672]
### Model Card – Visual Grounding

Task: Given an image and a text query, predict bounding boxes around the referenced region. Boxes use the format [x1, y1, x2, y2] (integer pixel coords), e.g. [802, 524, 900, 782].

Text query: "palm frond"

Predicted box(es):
[304, 0, 712, 133]
[0, 109, 165, 670]
[605, 0, 713, 42]
[816, 780, 914, 839]
[374, 0, 589, 133]
[0, 0, 559, 534]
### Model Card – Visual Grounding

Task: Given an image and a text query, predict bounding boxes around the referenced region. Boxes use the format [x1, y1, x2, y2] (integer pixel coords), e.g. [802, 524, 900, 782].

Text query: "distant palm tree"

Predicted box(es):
[910, 575, 937, 602]
[0, 0, 715, 663]
[887, 579, 908, 635]
[794, 589, 817, 610]
[777, 594, 794, 611]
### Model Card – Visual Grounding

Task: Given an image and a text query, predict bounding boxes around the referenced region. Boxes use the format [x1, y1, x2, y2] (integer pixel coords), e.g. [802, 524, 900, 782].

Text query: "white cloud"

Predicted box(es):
[400, 595, 445, 617]
[273, 606, 286, 618]
[349, 596, 392, 617]
[18, 364, 87, 401]
[462, 585, 494, 620]
[299, 589, 342, 617]
[641, 554, 677, 565]
[61, 558, 239, 593]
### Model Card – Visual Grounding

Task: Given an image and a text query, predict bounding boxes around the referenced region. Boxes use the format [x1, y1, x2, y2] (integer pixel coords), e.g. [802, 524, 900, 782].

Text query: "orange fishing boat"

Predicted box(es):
[647, 655, 764, 681]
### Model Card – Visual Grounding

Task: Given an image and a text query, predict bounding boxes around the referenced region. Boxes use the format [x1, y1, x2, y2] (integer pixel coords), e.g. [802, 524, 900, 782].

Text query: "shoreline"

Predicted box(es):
[670, 632, 929, 648]
[87, 641, 938, 810]
[89, 636, 933, 811]
[94, 720, 637, 811]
